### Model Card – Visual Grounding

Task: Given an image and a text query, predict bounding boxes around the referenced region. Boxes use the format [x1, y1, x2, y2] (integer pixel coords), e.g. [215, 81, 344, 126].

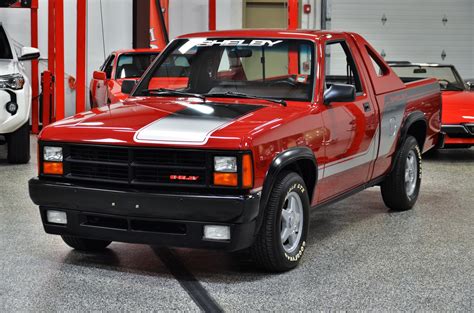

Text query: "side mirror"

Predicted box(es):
[121, 79, 137, 94]
[18, 47, 40, 61]
[466, 81, 474, 91]
[93, 71, 107, 81]
[323, 83, 356, 105]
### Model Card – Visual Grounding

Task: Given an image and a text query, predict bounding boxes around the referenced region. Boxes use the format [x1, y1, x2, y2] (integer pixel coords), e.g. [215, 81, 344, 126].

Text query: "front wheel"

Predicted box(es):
[250, 171, 309, 272]
[7, 122, 30, 164]
[381, 135, 422, 211]
[61, 235, 111, 251]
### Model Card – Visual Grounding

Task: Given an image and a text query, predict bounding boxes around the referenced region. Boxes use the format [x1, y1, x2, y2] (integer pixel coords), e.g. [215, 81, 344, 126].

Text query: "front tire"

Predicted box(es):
[381, 136, 422, 211]
[61, 235, 111, 251]
[250, 171, 309, 272]
[7, 122, 30, 164]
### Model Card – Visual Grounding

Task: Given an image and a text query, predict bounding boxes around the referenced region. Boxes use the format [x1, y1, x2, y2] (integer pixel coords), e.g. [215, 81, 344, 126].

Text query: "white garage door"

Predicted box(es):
[327, 0, 474, 78]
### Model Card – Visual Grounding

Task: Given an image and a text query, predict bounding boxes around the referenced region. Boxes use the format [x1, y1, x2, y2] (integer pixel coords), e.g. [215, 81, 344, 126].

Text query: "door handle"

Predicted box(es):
[363, 102, 371, 112]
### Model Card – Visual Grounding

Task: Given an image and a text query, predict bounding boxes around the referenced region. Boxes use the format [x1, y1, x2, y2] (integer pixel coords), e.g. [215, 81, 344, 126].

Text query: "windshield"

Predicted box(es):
[115, 53, 159, 79]
[391, 65, 465, 91]
[0, 26, 13, 59]
[135, 38, 315, 101]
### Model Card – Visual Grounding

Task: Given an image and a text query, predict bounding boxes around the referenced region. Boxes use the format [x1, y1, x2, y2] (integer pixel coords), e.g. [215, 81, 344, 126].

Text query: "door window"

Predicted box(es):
[325, 41, 363, 93]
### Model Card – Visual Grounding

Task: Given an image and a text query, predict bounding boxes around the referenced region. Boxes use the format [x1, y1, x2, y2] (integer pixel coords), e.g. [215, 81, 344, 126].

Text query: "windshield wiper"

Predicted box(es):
[144, 88, 206, 101]
[205, 91, 287, 107]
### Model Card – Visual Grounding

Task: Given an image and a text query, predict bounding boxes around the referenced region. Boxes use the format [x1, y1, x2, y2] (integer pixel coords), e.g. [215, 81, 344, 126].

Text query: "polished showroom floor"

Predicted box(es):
[0, 137, 472, 311]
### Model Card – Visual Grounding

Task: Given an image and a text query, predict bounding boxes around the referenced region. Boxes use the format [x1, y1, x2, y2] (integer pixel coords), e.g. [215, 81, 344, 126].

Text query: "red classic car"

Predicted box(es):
[390, 62, 474, 148]
[89, 49, 160, 108]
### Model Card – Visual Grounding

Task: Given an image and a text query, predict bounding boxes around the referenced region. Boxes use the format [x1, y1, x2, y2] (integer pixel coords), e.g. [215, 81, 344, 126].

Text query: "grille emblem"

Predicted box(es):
[170, 175, 200, 181]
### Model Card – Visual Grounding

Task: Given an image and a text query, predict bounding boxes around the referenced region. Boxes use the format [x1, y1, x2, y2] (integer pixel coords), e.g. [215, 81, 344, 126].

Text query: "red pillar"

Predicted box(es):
[76, 0, 86, 113]
[54, 0, 65, 120]
[288, 0, 299, 30]
[209, 0, 216, 31]
[30, 8, 39, 133]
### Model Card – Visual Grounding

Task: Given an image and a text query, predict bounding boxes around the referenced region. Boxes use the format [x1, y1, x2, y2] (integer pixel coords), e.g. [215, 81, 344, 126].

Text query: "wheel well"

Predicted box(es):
[406, 120, 427, 149]
[279, 159, 317, 202]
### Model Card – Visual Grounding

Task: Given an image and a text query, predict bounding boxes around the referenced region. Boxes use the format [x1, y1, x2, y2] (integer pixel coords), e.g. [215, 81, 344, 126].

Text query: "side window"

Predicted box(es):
[103, 55, 115, 79]
[325, 41, 363, 93]
[366, 46, 388, 77]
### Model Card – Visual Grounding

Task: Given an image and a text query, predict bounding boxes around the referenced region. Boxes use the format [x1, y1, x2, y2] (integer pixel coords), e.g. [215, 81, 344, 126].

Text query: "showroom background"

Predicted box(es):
[0, 0, 473, 117]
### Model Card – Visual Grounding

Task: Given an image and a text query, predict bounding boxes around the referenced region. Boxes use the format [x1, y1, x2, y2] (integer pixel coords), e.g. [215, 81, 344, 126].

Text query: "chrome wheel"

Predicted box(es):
[405, 150, 418, 197]
[280, 191, 304, 254]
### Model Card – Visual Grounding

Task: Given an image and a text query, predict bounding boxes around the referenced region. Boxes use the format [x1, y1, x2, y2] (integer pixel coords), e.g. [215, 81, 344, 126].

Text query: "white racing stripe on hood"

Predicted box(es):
[134, 115, 232, 145]
[134, 103, 264, 145]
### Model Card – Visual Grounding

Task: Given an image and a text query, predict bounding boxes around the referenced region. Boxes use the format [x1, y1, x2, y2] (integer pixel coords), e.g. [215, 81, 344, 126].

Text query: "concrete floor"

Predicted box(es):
[0, 136, 472, 311]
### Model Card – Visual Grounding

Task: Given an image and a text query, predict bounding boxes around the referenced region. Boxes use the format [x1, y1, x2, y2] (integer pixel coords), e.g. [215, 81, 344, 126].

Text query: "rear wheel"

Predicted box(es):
[250, 171, 309, 272]
[7, 122, 30, 164]
[61, 235, 111, 251]
[381, 136, 422, 211]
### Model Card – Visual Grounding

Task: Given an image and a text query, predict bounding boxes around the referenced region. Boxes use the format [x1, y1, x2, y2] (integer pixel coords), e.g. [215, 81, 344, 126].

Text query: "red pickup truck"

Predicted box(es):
[29, 30, 442, 272]
[89, 49, 160, 108]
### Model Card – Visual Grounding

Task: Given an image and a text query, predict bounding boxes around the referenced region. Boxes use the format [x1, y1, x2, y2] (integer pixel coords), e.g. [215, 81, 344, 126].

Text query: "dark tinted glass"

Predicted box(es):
[0, 26, 13, 59]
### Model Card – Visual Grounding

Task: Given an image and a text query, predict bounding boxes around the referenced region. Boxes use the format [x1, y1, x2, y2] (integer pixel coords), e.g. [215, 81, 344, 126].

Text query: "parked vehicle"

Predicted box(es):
[30, 30, 442, 272]
[0, 23, 39, 163]
[390, 62, 474, 148]
[89, 49, 160, 108]
[464, 78, 474, 91]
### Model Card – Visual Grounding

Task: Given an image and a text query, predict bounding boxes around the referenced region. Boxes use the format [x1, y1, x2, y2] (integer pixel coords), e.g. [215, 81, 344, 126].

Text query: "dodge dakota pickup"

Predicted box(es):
[29, 30, 442, 272]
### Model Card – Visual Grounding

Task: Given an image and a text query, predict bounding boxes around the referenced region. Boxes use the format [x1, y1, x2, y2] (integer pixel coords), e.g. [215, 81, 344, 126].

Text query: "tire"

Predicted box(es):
[61, 235, 111, 251]
[381, 135, 422, 211]
[7, 122, 30, 164]
[250, 171, 310, 272]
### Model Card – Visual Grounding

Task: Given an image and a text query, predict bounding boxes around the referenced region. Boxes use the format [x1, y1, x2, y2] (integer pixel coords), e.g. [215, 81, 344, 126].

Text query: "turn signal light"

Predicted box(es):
[242, 154, 253, 188]
[214, 172, 238, 186]
[43, 162, 63, 175]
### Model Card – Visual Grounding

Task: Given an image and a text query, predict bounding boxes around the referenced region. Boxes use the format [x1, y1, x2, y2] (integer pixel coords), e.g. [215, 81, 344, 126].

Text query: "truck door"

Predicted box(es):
[317, 39, 379, 201]
[94, 54, 115, 107]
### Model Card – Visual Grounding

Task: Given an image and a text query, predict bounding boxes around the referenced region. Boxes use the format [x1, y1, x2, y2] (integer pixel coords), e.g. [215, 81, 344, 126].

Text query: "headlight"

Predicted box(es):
[0, 74, 25, 90]
[214, 156, 237, 173]
[44, 146, 63, 162]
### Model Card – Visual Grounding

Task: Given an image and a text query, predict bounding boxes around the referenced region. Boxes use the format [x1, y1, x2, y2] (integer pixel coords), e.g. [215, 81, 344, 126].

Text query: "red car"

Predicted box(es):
[390, 62, 474, 148]
[89, 49, 160, 108]
[30, 30, 442, 272]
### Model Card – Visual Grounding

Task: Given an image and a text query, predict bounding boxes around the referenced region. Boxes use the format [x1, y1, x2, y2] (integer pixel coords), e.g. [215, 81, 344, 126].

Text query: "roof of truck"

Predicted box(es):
[112, 48, 161, 55]
[178, 29, 349, 40]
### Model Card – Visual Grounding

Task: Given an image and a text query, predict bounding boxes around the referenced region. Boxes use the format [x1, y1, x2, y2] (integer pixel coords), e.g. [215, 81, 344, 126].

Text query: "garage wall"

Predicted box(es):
[327, 0, 474, 78]
[0, 0, 133, 117]
[168, 0, 243, 39]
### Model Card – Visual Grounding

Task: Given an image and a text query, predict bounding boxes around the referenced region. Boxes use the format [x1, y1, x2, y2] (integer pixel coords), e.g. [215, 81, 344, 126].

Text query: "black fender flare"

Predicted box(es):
[391, 111, 426, 171]
[254, 146, 318, 235]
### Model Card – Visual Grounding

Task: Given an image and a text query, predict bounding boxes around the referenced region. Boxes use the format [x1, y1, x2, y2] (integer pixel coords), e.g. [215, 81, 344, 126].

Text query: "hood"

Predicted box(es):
[442, 91, 474, 124]
[39, 97, 295, 149]
[0, 59, 19, 76]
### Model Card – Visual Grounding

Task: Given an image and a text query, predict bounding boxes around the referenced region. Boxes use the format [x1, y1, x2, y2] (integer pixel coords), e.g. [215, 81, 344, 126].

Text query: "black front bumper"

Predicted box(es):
[29, 178, 261, 251]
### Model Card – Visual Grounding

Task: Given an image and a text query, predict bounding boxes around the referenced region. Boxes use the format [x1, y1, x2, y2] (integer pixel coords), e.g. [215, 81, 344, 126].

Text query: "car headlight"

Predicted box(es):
[44, 146, 63, 162]
[214, 156, 237, 173]
[0, 74, 25, 90]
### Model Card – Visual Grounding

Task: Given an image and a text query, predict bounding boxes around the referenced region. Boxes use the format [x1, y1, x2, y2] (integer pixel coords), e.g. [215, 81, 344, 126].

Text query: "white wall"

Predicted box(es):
[328, 0, 474, 78]
[0, 0, 132, 117]
[168, 0, 243, 39]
